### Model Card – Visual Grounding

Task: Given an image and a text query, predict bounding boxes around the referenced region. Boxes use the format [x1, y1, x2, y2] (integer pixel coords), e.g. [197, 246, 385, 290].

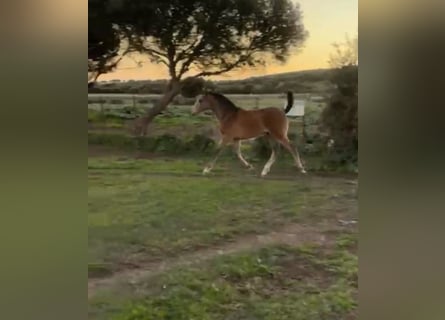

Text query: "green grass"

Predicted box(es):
[89, 239, 357, 320]
[88, 156, 357, 319]
[88, 157, 354, 271]
[154, 108, 213, 128]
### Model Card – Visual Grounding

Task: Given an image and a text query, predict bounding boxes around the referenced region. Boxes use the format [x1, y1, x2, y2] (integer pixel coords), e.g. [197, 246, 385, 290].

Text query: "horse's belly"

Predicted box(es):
[234, 125, 266, 140]
[221, 110, 269, 140]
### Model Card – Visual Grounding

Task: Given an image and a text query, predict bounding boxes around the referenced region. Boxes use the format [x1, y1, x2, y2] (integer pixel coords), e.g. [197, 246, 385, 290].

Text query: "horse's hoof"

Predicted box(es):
[247, 164, 255, 171]
[202, 167, 212, 175]
[300, 169, 307, 174]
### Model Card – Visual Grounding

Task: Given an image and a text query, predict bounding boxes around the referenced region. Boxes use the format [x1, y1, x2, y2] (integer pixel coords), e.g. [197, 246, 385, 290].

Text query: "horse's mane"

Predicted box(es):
[208, 92, 240, 112]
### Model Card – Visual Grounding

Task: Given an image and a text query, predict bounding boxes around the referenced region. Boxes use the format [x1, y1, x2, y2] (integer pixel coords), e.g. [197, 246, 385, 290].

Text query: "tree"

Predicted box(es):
[88, 0, 159, 86]
[126, 0, 307, 135]
[89, 0, 122, 85]
[328, 34, 358, 68]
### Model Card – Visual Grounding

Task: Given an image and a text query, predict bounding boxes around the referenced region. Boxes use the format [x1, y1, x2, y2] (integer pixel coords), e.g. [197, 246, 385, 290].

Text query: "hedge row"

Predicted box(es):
[88, 133, 217, 155]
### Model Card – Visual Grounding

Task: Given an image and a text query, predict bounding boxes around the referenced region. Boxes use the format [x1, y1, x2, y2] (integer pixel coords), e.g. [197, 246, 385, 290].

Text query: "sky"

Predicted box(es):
[100, 0, 358, 81]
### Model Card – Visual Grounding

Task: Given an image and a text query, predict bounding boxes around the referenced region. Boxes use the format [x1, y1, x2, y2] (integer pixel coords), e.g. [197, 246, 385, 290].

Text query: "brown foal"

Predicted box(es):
[191, 92, 306, 177]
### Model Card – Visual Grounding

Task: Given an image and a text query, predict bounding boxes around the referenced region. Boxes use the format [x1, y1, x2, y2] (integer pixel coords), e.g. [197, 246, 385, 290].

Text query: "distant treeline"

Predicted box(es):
[90, 69, 334, 95]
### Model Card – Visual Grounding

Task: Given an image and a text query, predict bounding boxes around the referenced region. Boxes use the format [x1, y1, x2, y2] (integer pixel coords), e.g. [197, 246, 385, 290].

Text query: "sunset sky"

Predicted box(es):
[100, 0, 358, 81]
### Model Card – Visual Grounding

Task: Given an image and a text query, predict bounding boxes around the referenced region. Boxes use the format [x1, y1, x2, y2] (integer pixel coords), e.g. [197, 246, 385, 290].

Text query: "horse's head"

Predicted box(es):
[191, 93, 213, 115]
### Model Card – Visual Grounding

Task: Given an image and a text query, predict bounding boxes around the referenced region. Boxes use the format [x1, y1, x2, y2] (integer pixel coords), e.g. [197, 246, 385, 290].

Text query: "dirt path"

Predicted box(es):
[88, 218, 357, 299]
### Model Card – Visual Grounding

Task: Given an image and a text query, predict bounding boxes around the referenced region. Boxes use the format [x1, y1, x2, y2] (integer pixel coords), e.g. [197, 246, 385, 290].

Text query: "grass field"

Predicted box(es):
[87, 92, 357, 319]
[88, 154, 357, 319]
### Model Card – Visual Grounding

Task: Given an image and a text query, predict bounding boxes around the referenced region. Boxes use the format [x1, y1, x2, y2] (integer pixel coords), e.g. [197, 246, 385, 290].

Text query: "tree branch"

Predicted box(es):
[191, 58, 245, 77]
[175, 34, 201, 63]
[177, 35, 207, 78]
[190, 44, 256, 78]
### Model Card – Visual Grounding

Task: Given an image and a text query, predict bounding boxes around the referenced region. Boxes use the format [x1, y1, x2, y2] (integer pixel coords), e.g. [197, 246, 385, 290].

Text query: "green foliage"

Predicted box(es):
[186, 134, 216, 153]
[320, 65, 358, 166]
[126, 0, 307, 79]
[88, 0, 134, 82]
[88, 109, 104, 123]
[89, 133, 138, 149]
[88, 108, 145, 124]
[109, 99, 124, 105]
[180, 77, 205, 98]
[88, 133, 216, 155]
[331, 65, 358, 96]
[335, 233, 357, 250]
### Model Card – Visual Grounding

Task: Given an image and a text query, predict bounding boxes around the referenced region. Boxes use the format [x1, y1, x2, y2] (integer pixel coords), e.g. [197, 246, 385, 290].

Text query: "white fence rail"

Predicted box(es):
[87, 93, 325, 112]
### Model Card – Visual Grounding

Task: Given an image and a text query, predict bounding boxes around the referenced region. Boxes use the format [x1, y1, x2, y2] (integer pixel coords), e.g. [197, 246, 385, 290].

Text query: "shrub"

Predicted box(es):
[109, 99, 124, 105]
[88, 109, 104, 123]
[320, 66, 358, 166]
[88, 133, 216, 155]
[155, 134, 185, 154]
[181, 77, 205, 98]
[88, 133, 137, 149]
[185, 134, 216, 154]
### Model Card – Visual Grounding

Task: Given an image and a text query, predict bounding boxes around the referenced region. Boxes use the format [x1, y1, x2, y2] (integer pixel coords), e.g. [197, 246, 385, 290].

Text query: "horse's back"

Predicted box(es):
[251, 107, 287, 126]
[240, 107, 285, 118]
[230, 107, 287, 138]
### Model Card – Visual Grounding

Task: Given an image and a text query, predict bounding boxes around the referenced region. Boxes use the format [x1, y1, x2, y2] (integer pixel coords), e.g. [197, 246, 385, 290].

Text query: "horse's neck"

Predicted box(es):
[212, 104, 235, 123]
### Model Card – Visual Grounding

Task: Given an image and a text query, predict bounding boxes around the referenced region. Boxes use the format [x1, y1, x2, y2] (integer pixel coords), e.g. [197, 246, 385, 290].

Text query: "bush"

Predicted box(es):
[154, 134, 185, 153]
[88, 109, 104, 123]
[88, 133, 138, 149]
[110, 99, 124, 104]
[185, 134, 216, 154]
[181, 77, 205, 98]
[320, 66, 358, 166]
[104, 108, 141, 120]
[88, 133, 216, 155]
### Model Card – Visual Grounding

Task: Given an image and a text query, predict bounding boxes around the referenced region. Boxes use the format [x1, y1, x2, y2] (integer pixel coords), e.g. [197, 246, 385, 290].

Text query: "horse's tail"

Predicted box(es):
[284, 91, 294, 114]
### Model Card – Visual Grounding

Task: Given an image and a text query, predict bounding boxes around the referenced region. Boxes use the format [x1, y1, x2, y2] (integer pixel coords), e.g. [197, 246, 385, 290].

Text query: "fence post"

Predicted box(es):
[302, 115, 306, 143]
[302, 94, 310, 143]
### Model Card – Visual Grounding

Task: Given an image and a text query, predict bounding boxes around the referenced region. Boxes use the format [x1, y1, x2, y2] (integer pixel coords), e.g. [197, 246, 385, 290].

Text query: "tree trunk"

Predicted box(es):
[137, 80, 181, 136]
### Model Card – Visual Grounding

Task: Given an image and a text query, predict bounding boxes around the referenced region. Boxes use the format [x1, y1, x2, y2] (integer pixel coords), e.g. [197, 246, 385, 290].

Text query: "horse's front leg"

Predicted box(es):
[234, 140, 254, 170]
[203, 139, 228, 175]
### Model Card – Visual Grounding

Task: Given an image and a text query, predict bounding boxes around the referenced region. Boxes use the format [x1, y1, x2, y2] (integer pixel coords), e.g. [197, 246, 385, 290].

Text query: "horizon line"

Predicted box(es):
[98, 67, 334, 83]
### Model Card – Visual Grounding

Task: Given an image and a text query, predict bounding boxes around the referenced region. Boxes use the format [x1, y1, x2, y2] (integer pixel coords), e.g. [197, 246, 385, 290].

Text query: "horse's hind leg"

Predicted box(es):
[261, 136, 277, 177]
[275, 135, 306, 174]
[234, 141, 254, 170]
[203, 138, 228, 175]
